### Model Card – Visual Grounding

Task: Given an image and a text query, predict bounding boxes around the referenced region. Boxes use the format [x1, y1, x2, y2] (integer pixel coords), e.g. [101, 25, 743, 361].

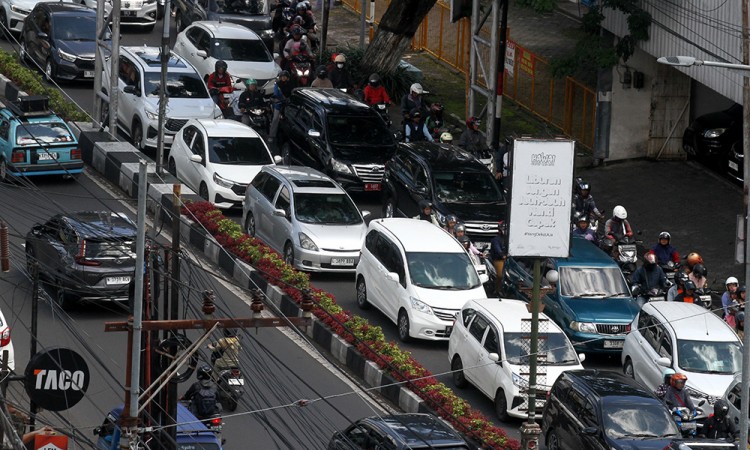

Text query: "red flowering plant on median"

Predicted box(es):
[181, 200, 519, 450]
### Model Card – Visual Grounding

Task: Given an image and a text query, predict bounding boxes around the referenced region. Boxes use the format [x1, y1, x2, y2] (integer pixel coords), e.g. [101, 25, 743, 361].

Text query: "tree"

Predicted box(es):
[360, 0, 438, 75]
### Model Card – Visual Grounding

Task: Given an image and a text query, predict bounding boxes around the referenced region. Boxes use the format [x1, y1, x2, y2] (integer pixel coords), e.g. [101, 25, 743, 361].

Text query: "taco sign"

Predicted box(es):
[24, 348, 89, 411]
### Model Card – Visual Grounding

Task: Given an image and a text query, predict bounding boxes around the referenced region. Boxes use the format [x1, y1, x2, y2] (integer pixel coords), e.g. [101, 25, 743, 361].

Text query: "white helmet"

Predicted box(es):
[410, 83, 424, 95]
[726, 276, 739, 286]
[613, 205, 627, 220]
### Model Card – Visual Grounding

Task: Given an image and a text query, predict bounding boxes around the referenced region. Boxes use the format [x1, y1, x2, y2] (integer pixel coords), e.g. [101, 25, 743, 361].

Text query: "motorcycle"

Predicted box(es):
[288, 55, 312, 87]
[671, 406, 699, 438]
[209, 85, 236, 119]
[214, 366, 244, 412]
[659, 261, 682, 285]
[632, 286, 667, 308]
[372, 103, 392, 128]
[601, 235, 638, 280]
[243, 104, 271, 135]
[695, 287, 713, 309]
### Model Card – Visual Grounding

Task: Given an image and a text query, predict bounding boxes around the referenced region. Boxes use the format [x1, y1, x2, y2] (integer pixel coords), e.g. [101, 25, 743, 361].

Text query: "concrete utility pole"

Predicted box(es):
[93, 0, 121, 132]
[359, 0, 366, 48]
[156, 0, 172, 174]
[489, 0, 508, 152]
[741, 0, 750, 443]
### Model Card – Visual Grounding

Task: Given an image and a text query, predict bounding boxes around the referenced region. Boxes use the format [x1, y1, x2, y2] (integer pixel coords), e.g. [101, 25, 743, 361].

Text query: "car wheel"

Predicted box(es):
[280, 142, 292, 165]
[45, 59, 56, 83]
[18, 39, 28, 65]
[383, 197, 396, 218]
[244, 212, 256, 237]
[451, 355, 468, 388]
[356, 277, 369, 309]
[495, 388, 510, 422]
[397, 309, 411, 342]
[623, 357, 634, 378]
[199, 183, 209, 201]
[131, 120, 144, 150]
[168, 158, 177, 176]
[283, 242, 294, 267]
[546, 428, 562, 450]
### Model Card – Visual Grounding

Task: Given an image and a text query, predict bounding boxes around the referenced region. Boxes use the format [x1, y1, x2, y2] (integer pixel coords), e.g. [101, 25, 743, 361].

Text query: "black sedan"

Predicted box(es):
[19, 2, 108, 82]
[682, 103, 741, 162]
[25, 212, 137, 309]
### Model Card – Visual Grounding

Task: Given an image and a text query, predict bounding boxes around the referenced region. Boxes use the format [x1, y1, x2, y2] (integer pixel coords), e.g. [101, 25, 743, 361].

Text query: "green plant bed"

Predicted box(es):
[182, 200, 520, 450]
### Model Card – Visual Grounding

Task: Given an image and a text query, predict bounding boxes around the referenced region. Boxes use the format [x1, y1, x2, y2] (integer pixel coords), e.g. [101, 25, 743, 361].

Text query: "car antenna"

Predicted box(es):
[704, 312, 709, 336]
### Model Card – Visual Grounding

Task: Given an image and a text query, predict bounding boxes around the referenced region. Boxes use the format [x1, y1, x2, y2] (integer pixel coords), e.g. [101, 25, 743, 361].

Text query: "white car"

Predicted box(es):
[449, 298, 584, 421]
[0, 308, 14, 372]
[1, 0, 72, 33]
[103, 46, 221, 151]
[355, 218, 488, 342]
[168, 119, 279, 209]
[622, 301, 741, 421]
[79, 0, 155, 29]
[173, 21, 280, 95]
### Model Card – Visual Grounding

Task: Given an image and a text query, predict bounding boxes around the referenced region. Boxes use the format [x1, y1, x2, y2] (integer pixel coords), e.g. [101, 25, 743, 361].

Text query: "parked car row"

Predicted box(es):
[683, 103, 745, 183]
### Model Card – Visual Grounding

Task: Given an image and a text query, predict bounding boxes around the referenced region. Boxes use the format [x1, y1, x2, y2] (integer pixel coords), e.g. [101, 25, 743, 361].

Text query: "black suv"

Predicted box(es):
[542, 370, 680, 450]
[382, 142, 506, 247]
[279, 88, 398, 193]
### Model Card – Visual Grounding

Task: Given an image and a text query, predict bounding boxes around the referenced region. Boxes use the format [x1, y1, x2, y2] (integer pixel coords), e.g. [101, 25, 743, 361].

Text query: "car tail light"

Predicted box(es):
[75, 240, 100, 266]
[0, 328, 10, 347]
[11, 150, 24, 163]
[70, 148, 81, 160]
[210, 417, 222, 427]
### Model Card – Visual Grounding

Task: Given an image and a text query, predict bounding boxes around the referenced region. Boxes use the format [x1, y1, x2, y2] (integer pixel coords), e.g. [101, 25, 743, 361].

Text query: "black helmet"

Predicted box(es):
[659, 231, 671, 241]
[458, 235, 471, 245]
[684, 280, 697, 291]
[316, 66, 328, 79]
[575, 177, 590, 195]
[714, 399, 729, 419]
[296, 2, 306, 12]
[418, 199, 432, 211]
[577, 215, 589, 225]
[676, 271, 689, 286]
[279, 70, 290, 78]
[197, 364, 212, 380]
[215, 60, 227, 72]
[368, 73, 381, 86]
[454, 223, 466, 234]
[692, 263, 707, 278]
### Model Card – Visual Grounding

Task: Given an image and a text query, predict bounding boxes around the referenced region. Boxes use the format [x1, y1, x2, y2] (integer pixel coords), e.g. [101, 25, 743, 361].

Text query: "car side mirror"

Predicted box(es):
[123, 85, 138, 95]
[581, 427, 598, 436]
[414, 183, 428, 195]
[385, 272, 399, 283]
[488, 353, 502, 366]
[196, 49, 208, 58]
[31, 228, 41, 236]
[189, 154, 203, 163]
[273, 155, 282, 164]
[361, 210, 371, 219]
[478, 272, 489, 284]
[656, 356, 671, 367]
[698, 399, 706, 407]
[631, 284, 642, 297]
[93, 427, 101, 436]
[272, 208, 287, 218]
[393, 131, 404, 141]
[578, 353, 586, 363]
[307, 129, 321, 138]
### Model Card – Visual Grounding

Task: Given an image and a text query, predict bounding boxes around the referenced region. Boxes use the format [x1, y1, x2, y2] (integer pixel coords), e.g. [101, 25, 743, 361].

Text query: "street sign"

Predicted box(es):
[24, 348, 89, 411]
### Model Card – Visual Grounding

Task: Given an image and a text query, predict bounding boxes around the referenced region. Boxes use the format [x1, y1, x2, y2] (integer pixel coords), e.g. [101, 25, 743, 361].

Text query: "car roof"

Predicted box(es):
[370, 218, 463, 253]
[122, 46, 192, 72]
[108, 404, 215, 436]
[191, 21, 261, 39]
[469, 298, 565, 334]
[192, 118, 262, 138]
[42, 2, 94, 14]
[554, 236, 617, 268]
[267, 166, 346, 194]
[563, 370, 658, 401]
[362, 414, 467, 447]
[61, 212, 137, 239]
[292, 88, 373, 114]
[400, 142, 488, 171]
[644, 302, 738, 342]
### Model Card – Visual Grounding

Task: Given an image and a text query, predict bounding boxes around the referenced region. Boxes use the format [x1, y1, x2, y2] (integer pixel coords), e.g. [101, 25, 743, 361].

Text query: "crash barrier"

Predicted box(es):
[342, 0, 596, 148]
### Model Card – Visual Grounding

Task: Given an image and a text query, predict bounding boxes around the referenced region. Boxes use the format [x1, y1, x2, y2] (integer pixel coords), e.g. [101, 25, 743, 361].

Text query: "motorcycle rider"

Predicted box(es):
[208, 328, 241, 371]
[329, 54, 353, 91]
[674, 280, 698, 304]
[269, 70, 293, 144]
[699, 399, 738, 440]
[653, 368, 675, 400]
[604, 205, 633, 242]
[413, 199, 439, 226]
[424, 102, 444, 140]
[443, 214, 458, 234]
[363, 73, 391, 106]
[404, 110, 433, 142]
[311, 65, 333, 88]
[181, 364, 221, 420]
[207, 60, 232, 109]
[456, 117, 489, 156]
[572, 216, 597, 243]
[400, 83, 427, 122]
[688, 263, 707, 290]
[631, 251, 668, 306]
[489, 221, 507, 295]
[282, 25, 307, 61]
[651, 231, 680, 266]
[455, 223, 481, 256]
[722, 276, 740, 319]
[459, 235, 481, 265]
[663, 373, 695, 412]
[684, 252, 704, 273]
[237, 79, 266, 127]
[667, 271, 689, 301]
[572, 178, 603, 221]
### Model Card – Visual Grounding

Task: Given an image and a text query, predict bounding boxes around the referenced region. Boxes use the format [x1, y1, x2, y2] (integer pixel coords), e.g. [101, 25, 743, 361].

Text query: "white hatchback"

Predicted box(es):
[355, 218, 488, 342]
[622, 301, 741, 421]
[449, 298, 584, 421]
[168, 119, 280, 209]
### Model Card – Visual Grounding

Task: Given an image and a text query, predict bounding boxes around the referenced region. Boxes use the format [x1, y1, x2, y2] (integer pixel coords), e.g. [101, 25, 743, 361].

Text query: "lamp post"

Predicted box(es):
[657, 54, 750, 447]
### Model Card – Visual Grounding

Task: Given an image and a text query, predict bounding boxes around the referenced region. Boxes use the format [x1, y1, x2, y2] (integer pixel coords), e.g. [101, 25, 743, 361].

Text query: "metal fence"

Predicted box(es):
[339, 0, 596, 148]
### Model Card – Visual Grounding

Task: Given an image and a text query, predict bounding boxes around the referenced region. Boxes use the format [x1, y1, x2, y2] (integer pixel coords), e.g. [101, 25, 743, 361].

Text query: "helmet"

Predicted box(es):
[430, 102, 444, 114]
[296, 2, 306, 12]
[334, 54, 346, 63]
[409, 83, 424, 95]
[661, 367, 675, 385]
[676, 271, 689, 286]
[727, 276, 739, 287]
[316, 66, 328, 78]
[575, 178, 590, 195]
[292, 15, 304, 25]
[410, 109, 422, 119]
[302, 0, 311, 9]
[577, 215, 589, 224]
[445, 214, 458, 226]
[670, 373, 687, 389]
[458, 235, 471, 245]
[439, 132, 453, 143]
[659, 231, 671, 241]
[279, 70, 290, 78]
[684, 280, 697, 291]
[466, 116, 481, 129]
[197, 364, 212, 381]
[368, 73, 381, 86]
[738, 311, 746, 322]
[613, 205, 627, 220]
[739, 285, 747, 294]
[290, 24, 303, 35]
[454, 223, 466, 235]
[644, 251, 656, 265]
[233, 81, 245, 90]
[691, 263, 707, 278]
[418, 199, 432, 211]
[714, 399, 729, 419]
[215, 60, 227, 72]
[245, 78, 257, 86]
[686, 252, 703, 268]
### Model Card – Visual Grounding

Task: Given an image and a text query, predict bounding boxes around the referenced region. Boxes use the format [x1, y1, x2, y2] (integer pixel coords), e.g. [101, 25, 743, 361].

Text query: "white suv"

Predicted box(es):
[448, 298, 584, 421]
[103, 46, 221, 151]
[355, 218, 488, 342]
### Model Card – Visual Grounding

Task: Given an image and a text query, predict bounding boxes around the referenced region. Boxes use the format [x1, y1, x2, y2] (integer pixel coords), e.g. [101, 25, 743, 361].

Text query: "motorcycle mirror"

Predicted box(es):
[578, 353, 586, 363]
[361, 210, 371, 219]
[307, 129, 321, 137]
[273, 155, 283, 164]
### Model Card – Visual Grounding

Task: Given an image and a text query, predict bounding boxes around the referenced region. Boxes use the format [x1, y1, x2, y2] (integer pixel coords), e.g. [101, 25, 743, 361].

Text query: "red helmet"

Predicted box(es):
[466, 116, 481, 129]
[685, 252, 703, 269]
[670, 373, 687, 388]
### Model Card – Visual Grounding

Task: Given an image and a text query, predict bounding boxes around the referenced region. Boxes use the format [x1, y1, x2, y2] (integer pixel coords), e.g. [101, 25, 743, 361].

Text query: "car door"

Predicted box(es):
[182, 127, 206, 192]
[172, 125, 196, 181]
[635, 317, 670, 389]
[116, 56, 141, 134]
[406, 161, 431, 217]
[557, 389, 604, 449]
[29, 9, 51, 67]
[269, 184, 292, 250]
[362, 230, 385, 310]
[460, 313, 492, 395]
[629, 311, 658, 386]
[29, 217, 60, 276]
[380, 238, 407, 322]
[254, 174, 282, 244]
[287, 105, 320, 169]
[175, 26, 202, 74]
[367, 233, 396, 318]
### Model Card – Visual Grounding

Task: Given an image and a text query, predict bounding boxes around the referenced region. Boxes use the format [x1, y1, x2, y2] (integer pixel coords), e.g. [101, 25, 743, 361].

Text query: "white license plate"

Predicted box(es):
[227, 378, 244, 386]
[330, 258, 355, 266]
[603, 340, 624, 349]
[106, 276, 131, 285]
[84, 71, 94, 78]
[729, 160, 739, 171]
[38, 152, 58, 161]
[680, 421, 697, 431]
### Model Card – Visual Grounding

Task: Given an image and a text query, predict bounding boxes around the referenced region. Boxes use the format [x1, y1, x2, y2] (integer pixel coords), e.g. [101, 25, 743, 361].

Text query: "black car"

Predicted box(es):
[19, 3, 108, 82]
[279, 88, 398, 193]
[382, 142, 506, 247]
[25, 211, 137, 309]
[173, 0, 274, 52]
[682, 104, 741, 162]
[327, 413, 472, 449]
[664, 440, 738, 450]
[542, 370, 681, 450]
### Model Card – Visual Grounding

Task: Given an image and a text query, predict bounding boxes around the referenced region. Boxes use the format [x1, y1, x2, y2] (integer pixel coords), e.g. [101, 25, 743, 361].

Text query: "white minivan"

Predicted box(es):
[355, 218, 488, 342]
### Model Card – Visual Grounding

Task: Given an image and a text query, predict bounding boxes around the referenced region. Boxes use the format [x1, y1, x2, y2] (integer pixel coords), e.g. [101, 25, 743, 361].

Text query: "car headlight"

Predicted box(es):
[10, 4, 29, 14]
[144, 110, 159, 121]
[330, 158, 352, 175]
[57, 49, 76, 63]
[703, 128, 727, 138]
[298, 232, 318, 251]
[512, 372, 527, 388]
[409, 296, 433, 315]
[570, 321, 597, 333]
[212, 172, 235, 189]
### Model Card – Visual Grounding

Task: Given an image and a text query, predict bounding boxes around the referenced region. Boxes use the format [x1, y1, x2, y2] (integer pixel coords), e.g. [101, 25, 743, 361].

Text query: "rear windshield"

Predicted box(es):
[16, 122, 74, 146]
[85, 240, 135, 259]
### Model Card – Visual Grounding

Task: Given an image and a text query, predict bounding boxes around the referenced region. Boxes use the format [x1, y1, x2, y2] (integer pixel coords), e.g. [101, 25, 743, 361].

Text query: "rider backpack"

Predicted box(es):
[192, 386, 218, 418]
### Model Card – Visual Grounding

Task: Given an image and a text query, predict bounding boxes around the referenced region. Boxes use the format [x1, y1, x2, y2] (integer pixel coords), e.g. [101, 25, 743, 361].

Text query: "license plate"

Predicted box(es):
[38, 152, 58, 161]
[729, 160, 739, 171]
[84, 71, 94, 78]
[603, 340, 624, 349]
[330, 257, 355, 266]
[227, 378, 244, 386]
[364, 183, 381, 191]
[106, 276, 131, 285]
[121, 10, 136, 16]
[680, 421, 697, 431]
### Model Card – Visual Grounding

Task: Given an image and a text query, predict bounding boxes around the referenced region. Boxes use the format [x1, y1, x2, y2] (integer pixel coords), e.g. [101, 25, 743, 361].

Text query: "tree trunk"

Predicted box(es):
[360, 0, 438, 74]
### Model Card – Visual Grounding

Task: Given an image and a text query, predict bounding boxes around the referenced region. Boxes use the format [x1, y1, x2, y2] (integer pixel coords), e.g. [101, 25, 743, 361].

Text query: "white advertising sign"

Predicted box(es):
[505, 40, 516, 79]
[508, 139, 575, 258]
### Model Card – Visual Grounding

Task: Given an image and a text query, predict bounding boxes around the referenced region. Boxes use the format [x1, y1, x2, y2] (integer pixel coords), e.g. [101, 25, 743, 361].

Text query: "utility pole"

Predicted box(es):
[166, 184, 181, 449]
[29, 260, 39, 431]
[489, 0, 509, 152]
[156, 0, 172, 174]
[359, 0, 366, 49]
[320, 0, 331, 64]
[739, 0, 750, 443]
[93, 0, 120, 132]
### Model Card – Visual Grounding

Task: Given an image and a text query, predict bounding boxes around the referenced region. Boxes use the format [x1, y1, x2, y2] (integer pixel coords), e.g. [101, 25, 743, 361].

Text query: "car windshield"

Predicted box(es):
[207, 137, 272, 165]
[503, 332, 579, 365]
[602, 400, 679, 439]
[559, 267, 630, 298]
[16, 122, 74, 146]
[214, 0, 266, 14]
[677, 339, 742, 374]
[54, 16, 107, 40]
[433, 170, 503, 203]
[293, 193, 362, 225]
[406, 252, 480, 290]
[144, 73, 209, 98]
[210, 39, 270, 62]
[327, 115, 395, 146]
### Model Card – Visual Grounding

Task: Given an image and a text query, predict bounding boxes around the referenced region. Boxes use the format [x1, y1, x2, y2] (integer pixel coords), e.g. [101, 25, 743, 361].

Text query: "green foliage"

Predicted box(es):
[0, 50, 88, 121]
[515, 0, 557, 14]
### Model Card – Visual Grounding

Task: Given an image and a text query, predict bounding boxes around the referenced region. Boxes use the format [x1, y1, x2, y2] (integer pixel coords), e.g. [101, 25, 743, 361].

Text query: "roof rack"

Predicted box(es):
[6, 95, 51, 118]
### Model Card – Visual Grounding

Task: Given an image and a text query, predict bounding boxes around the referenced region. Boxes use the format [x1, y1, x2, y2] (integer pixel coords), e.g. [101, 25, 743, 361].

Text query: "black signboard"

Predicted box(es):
[24, 348, 89, 411]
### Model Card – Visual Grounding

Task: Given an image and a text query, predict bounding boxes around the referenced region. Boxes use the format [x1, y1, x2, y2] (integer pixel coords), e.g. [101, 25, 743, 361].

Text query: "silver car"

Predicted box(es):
[242, 166, 369, 273]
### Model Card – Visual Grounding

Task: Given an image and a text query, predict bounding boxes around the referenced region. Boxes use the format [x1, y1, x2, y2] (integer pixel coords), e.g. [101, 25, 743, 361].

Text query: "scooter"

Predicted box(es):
[243, 104, 271, 135]
[210, 86, 236, 119]
[695, 287, 713, 309]
[607, 235, 638, 280]
[671, 407, 699, 438]
[659, 261, 681, 285]
[288, 55, 312, 87]
[632, 285, 667, 308]
[214, 366, 244, 412]
[372, 103, 392, 128]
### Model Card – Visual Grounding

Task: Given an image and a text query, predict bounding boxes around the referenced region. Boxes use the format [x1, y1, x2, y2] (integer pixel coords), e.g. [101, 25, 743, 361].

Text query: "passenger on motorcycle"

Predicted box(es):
[459, 235, 481, 265]
[181, 364, 220, 420]
[663, 373, 695, 411]
[572, 179, 603, 220]
[207, 60, 232, 107]
[311, 65, 333, 88]
[227, 81, 246, 121]
[329, 54, 353, 91]
[631, 251, 668, 306]
[413, 199, 439, 226]
[363, 73, 391, 106]
[667, 271, 688, 301]
[237, 79, 266, 126]
[209, 328, 241, 371]
[283, 25, 307, 60]
[456, 117, 489, 156]
[688, 263, 707, 290]
[737, 309, 746, 340]
[400, 83, 427, 122]
[572, 216, 597, 243]
[603, 205, 633, 242]
[404, 111, 434, 142]
[653, 367, 675, 400]
[489, 222, 507, 295]
[699, 399, 738, 440]
[455, 223, 481, 256]
[722, 276, 740, 318]
[269, 70, 293, 143]
[684, 252, 704, 273]
[443, 214, 458, 235]
[424, 103, 444, 139]
[652, 231, 679, 265]
[674, 280, 698, 304]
